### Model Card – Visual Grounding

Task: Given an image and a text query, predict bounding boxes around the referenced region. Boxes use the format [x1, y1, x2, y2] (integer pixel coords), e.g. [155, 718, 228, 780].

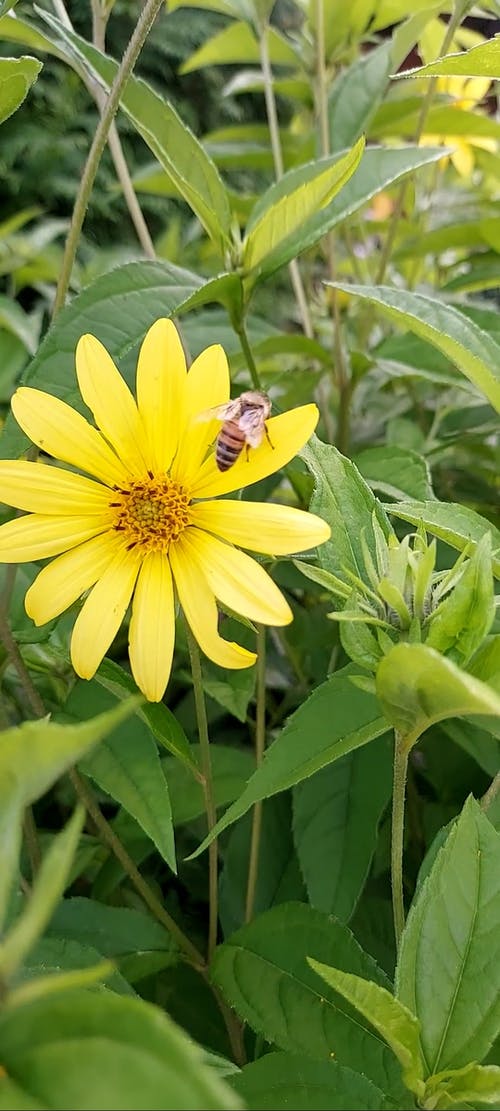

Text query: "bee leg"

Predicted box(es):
[264, 424, 274, 450]
[245, 443, 250, 462]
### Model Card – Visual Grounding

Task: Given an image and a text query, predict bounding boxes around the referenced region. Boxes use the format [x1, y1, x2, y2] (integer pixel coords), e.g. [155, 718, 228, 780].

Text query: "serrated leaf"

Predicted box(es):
[329, 41, 392, 152]
[376, 644, 500, 744]
[397, 797, 500, 1073]
[47, 897, 178, 962]
[231, 1051, 388, 1110]
[387, 500, 500, 579]
[180, 21, 298, 74]
[354, 446, 433, 502]
[426, 534, 495, 666]
[309, 959, 425, 1100]
[190, 664, 387, 858]
[0, 56, 41, 126]
[332, 283, 500, 413]
[400, 36, 500, 80]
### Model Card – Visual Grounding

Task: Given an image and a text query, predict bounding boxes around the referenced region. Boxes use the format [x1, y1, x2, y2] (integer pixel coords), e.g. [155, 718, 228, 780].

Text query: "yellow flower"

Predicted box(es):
[421, 75, 495, 178]
[0, 320, 330, 701]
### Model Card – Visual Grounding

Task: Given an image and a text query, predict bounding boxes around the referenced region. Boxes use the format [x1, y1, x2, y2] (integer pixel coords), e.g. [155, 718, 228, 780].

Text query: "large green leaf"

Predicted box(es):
[309, 959, 425, 1101]
[242, 139, 365, 284]
[47, 897, 178, 963]
[332, 283, 500, 413]
[293, 736, 392, 921]
[397, 797, 500, 1073]
[376, 644, 500, 745]
[66, 681, 176, 873]
[211, 902, 406, 1101]
[180, 21, 298, 73]
[190, 664, 387, 858]
[329, 41, 392, 152]
[164, 745, 254, 827]
[401, 37, 500, 80]
[0, 56, 41, 126]
[0, 991, 240, 1109]
[38, 13, 233, 253]
[354, 446, 433, 502]
[386, 500, 500, 579]
[231, 1052, 388, 1110]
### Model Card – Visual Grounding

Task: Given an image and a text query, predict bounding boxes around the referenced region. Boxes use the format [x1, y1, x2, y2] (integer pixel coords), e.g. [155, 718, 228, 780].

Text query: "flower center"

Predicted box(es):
[110, 476, 190, 553]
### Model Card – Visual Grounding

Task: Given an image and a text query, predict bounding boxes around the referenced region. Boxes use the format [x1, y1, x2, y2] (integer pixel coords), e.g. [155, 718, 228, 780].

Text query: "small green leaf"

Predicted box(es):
[293, 736, 392, 921]
[0, 809, 84, 982]
[331, 283, 500, 413]
[354, 446, 433, 502]
[329, 41, 392, 152]
[19, 937, 131, 998]
[180, 22, 297, 73]
[309, 959, 425, 1100]
[231, 1051, 388, 1110]
[426, 535, 495, 665]
[190, 664, 387, 857]
[397, 797, 500, 1073]
[400, 36, 500, 80]
[425, 1062, 500, 1109]
[387, 500, 500, 579]
[47, 897, 178, 963]
[0, 56, 41, 126]
[242, 139, 365, 283]
[376, 644, 500, 744]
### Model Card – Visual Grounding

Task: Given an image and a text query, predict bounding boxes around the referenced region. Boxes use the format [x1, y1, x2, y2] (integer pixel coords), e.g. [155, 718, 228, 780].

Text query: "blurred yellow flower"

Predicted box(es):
[0, 320, 330, 700]
[421, 74, 495, 177]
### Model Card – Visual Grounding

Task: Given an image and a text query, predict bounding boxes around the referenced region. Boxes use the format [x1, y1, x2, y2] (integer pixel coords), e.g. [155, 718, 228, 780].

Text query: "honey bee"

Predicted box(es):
[201, 390, 273, 472]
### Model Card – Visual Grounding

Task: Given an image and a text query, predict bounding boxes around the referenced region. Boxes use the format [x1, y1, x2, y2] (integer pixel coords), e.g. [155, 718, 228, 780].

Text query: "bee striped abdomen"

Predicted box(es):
[216, 421, 245, 471]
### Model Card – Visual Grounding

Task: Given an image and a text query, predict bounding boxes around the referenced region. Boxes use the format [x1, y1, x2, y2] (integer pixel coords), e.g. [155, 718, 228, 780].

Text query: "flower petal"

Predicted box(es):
[136, 319, 187, 475]
[450, 139, 474, 178]
[76, 334, 149, 477]
[25, 532, 122, 625]
[191, 500, 331, 555]
[170, 345, 230, 486]
[0, 460, 113, 515]
[182, 528, 292, 626]
[11, 388, 128, 487]
[0, 514, 111, 562]
[170, 536, 256, 670]
[70, 546, 141, 681]
[128, 551, 175, 701]
[191, 404, 319, 498]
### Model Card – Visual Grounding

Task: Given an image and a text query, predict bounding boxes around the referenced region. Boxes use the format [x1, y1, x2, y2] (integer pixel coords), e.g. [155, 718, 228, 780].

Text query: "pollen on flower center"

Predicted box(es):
[110, 476, 191, 552]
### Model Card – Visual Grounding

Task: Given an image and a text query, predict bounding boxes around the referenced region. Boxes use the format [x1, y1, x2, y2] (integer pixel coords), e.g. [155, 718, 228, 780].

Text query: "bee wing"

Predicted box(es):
[239, 409, 266, 448]
[196, 399, 241, 424]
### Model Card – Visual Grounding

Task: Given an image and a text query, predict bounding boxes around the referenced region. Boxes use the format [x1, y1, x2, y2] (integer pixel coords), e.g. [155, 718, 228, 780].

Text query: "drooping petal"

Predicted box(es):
[182, 528, 292, 626]
[70, 546, 141, 680]
[170, 345, 230, 486]
[170, 537, 256, 670]
[191, 499, 331, 555]
[0, 514, 112, 563]
[191, 404, 319, 499]
[25, 532, 122, 625]
[450, 138, 474, 178]
[136, 318, 187, 475]
[462, 76, 491, 106]
[11, 388, 128, 487]
[76, 334, 149, 477]
[128, 551, 175, 701]
[0, 460, 113, 515]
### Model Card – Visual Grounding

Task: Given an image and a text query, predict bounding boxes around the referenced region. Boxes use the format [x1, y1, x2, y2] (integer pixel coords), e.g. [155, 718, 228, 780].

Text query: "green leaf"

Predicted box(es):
[47, 896, 178, 963]
[0, 260, 205, 460]
[242, 139, 365, 283]
[0, 809, 84, 982]
[309, 959, 425, 1100]
[96, 659, 197, 773]
[0, 56, 41, 126]
[0, 295, 38, 356]
[329, 41, 392, 152]
[164, 745, 254, 826]
[180, 22, 298, 73]
[426, 534, 495, 666]
[301, 435, 393, 584]
[0, 991, 241, 1109]
[21, 937, 133, 997]
[386, 500, 500, 579]
[293, 735, 392, 921]
[190, 665, 388, 858]
[211, 902, 406, 1100]
[401, 36, 500, 80]
[376, 644, 500, 744]
[66, 682, 176, 873]
[425, 1062, 500, 1109]
[0, 12, 65, 56]
[38, 13, 233, 254]
[354, 447, 433, 502]
[331, 283, 500, 413]
[397, 797, 500, 1073]
[231, 1051, 388, 1110]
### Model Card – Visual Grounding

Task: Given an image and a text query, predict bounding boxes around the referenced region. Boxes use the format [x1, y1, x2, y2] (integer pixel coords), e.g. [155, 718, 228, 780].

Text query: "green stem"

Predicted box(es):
[186, 628, 218, 963]
[391, 730, 410, 950]
[237, 320, 262, 390]
[376, 0, 473, 285]
[52, 0, 164, 316]
[245, 626, 266, 922]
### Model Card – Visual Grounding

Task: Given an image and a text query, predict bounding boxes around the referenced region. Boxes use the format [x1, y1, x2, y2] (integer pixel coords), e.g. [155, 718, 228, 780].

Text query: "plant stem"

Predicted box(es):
[391, 729, 410, 950]
[52, 0, 164, 317]
[258, 22, 314, 339]
[376, 0, 472, 285]
[236, 320, 262, 390]
[186, 628, 218, 963]
[245, 626, 266, 922]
